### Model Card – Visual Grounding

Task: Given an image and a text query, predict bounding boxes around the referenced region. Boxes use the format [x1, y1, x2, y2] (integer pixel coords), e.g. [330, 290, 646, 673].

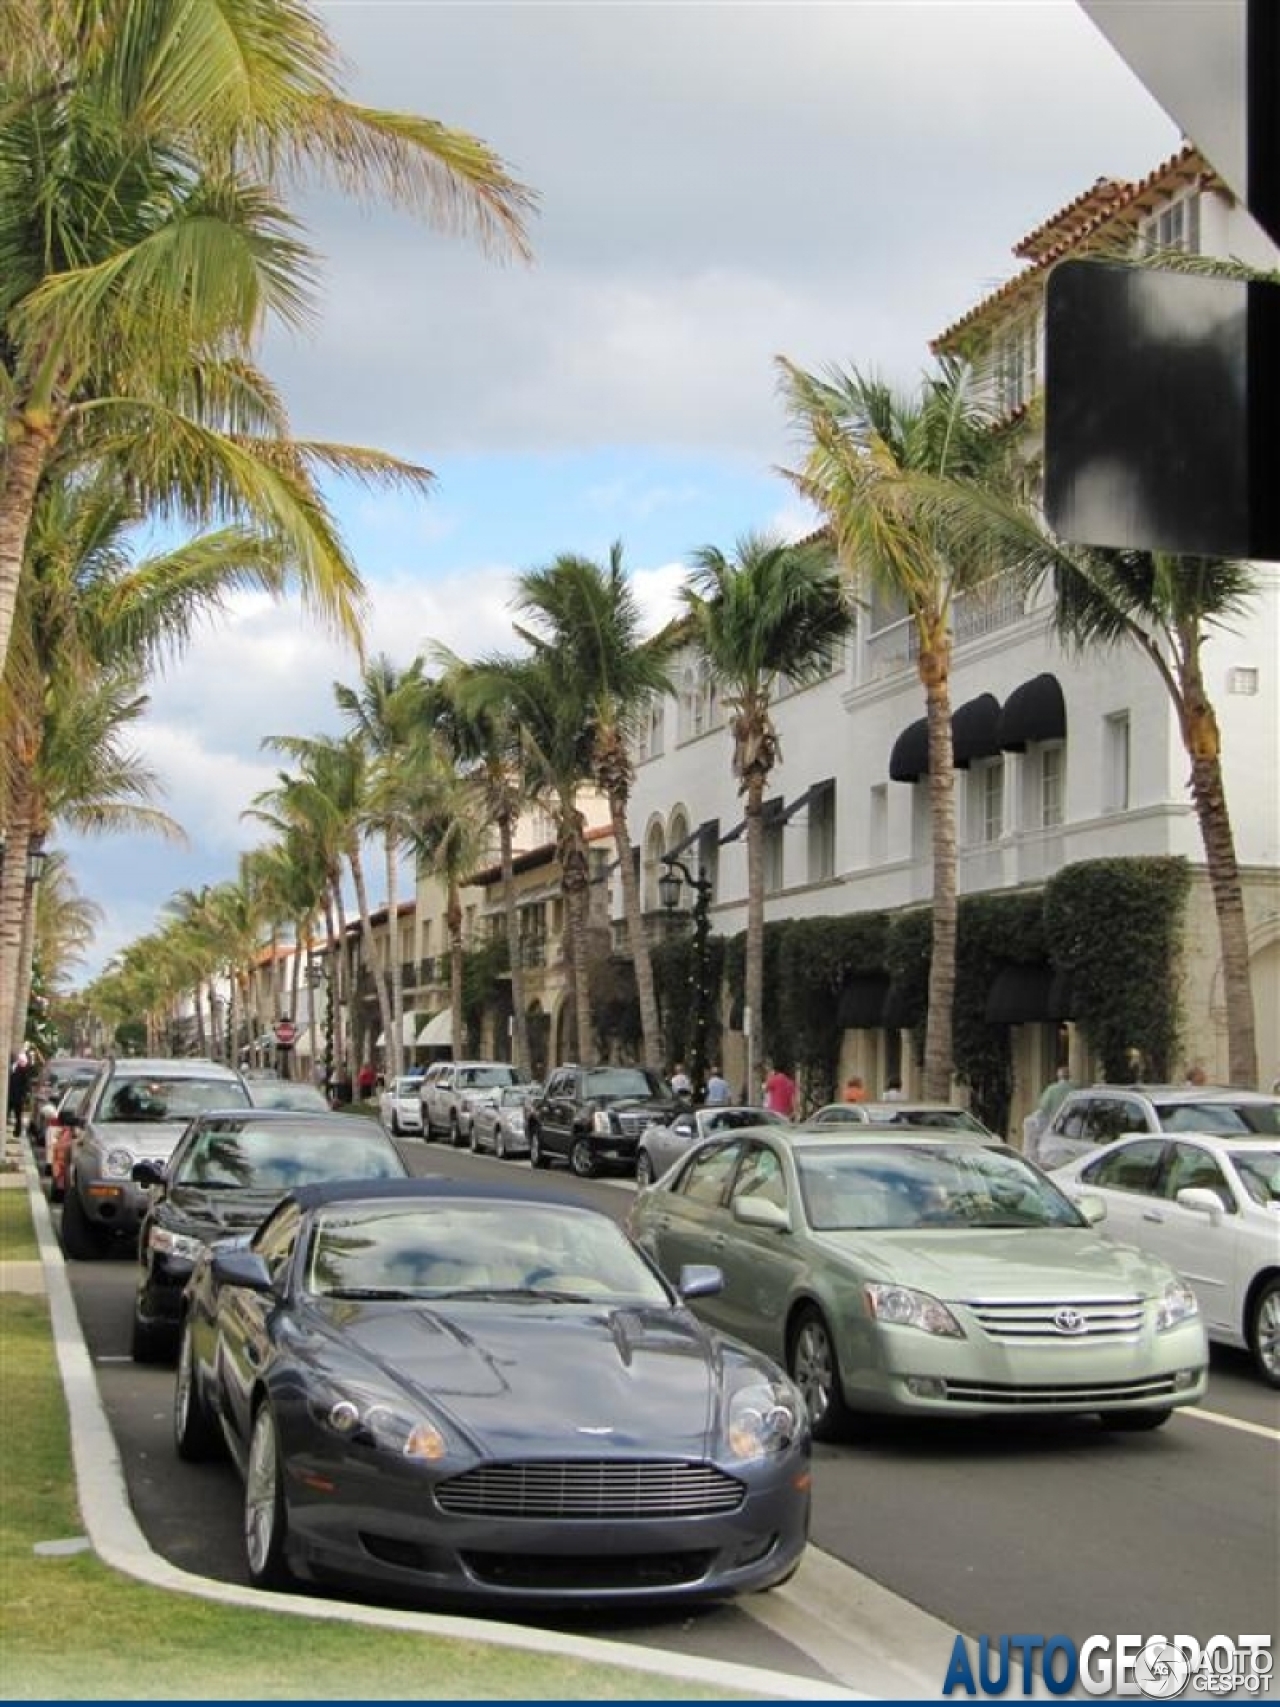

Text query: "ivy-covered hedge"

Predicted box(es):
[462, 937, 510, 1054]
[952, 892, 1046, 1135]
[652, 932, 726, 1068]
[1044, 856, 1190, 1081]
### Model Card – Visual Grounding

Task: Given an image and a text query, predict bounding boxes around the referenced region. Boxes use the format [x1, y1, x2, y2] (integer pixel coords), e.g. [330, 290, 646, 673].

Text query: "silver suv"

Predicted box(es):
[421, 1060, 526, 1146]
[60, 1057, 251, 1259]
[1038, 1084, 1280, 1171]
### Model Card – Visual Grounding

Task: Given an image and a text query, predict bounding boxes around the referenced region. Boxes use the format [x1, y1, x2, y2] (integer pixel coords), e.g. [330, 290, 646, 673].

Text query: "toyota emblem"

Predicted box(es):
[1053, 1307, 1087, 1335]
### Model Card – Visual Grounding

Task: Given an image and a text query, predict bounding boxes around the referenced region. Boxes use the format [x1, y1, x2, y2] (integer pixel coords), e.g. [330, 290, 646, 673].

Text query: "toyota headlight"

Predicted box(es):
[1154, 1279, 1199, 1332]
[103, 1148, 135, 1179]
[147, 1226, 205, 1263]
[865, 1282, 964, 1338]
[727, 1380, 805, 1461]
[315, 1382, 449, 1461]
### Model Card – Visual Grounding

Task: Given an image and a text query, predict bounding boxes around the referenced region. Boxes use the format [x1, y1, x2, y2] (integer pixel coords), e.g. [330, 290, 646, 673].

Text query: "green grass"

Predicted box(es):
[0, 1188, 39, 1260]
[0, 1293, 747, 1699]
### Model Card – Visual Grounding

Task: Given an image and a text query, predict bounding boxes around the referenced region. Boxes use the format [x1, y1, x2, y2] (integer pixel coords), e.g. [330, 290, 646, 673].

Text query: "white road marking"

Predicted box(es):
[1177, 1405, 1280, 1443]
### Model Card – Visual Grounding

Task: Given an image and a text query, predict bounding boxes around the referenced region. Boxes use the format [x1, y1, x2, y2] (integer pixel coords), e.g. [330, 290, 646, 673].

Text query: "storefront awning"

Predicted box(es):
[376, 1014, 423, 1049]
[416, 1010, 454, 1048]
[998, 673, 1067, 752]
[951, 693, 1003, 769]
[888, 717, 930, 783]
[837, 974, 891, 1030]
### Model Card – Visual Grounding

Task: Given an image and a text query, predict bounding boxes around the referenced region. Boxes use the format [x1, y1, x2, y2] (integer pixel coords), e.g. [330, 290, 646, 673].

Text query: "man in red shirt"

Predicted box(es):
[762, 1062, 798, 1119]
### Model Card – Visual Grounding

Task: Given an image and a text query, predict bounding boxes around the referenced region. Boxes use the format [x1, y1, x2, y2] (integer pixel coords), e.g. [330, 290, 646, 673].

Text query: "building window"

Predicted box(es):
[993, 313, 1039, 414]
[643, 820, 665, 912]
[679, 659, 718, 742]
[807, 781, 836, 882]
[1228, 666, 1259, 696]
[970, 759, 1003, 846]
[1040, 743, 1064, 829]
[1104, 712, 1131, 812]
[763, 807, 785, 894]
[638, 699, 665, 760]
[869, 783, 888, 865]
[1139, 191, 1200, 256]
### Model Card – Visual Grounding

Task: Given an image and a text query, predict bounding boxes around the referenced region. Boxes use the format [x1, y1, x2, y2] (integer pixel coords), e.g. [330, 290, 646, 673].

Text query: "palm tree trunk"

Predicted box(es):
[610, 792, 662, 1067]
[744, 775, 765, 1096]
[559, 806, 595, 1065]
[350, 846, 393, 1080]
[0, 420, 52, 679]
[921, 638, 957, 1102]
[385, 831, 404, 1076]
[1187, 746, 1258, 1087]
[1, 795, 37, 1074]
[192, 984, 208, 1056]
[497, 806, 531, 1074]
[447, 880, 464, 1058]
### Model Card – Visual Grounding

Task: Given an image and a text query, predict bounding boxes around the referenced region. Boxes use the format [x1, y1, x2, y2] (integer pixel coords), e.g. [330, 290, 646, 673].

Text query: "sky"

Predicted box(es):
[61, 0, 1184, 982]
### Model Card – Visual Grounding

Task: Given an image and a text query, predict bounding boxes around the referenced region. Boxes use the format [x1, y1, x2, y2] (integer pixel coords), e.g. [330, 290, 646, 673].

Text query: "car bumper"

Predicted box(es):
[839, 1319, 1209, 1417]
[136, 1258, 193, 1333]
[77, 1178, 148, 1235]
[280, 1451, 810, 1607]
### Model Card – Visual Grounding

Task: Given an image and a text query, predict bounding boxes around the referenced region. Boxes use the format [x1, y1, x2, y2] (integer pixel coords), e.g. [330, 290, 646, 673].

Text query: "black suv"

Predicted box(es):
[526, 1065, 678, 1177]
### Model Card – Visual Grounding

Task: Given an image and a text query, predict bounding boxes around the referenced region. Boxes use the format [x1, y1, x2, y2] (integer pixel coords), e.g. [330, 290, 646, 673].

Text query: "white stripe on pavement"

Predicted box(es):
[1176, 1405, 1280, 1443]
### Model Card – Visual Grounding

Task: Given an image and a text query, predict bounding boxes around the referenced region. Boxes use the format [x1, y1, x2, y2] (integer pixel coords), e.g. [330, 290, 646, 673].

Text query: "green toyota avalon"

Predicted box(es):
[627, 1130, 1207, 1439]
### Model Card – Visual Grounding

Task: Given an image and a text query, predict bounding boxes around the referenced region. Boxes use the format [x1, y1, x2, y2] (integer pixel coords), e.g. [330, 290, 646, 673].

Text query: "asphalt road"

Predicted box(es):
[61, 1134, 1279, 1683]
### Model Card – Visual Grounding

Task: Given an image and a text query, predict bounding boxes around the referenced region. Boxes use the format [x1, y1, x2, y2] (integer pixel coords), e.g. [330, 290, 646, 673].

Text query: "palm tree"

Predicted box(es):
[427, 655, 532, 1076]
[0, 0, 535, 675]
[682, 531, 853, 1094]
[776, 358, 1016, 1099]
[511, 545, 679, 1069]
[1038, 547, 1261, 1087]
[335, 657, 428, 1076]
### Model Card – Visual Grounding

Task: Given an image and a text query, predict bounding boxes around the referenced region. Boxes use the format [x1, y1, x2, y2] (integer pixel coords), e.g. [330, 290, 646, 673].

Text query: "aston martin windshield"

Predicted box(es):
[173, 1122, 403, 1190]
[305, 1201, 672, 1304]
[796, 1144, 1084, 1232]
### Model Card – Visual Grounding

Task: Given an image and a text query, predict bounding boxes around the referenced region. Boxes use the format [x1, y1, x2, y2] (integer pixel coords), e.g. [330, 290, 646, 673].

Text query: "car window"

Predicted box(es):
[102, 1075, 249, 1121]
[676, 1139, 746, 1207]
[1086, 1097, 1149, 1142]
[1229, 1148, 1280, 1206]
[670, 1114, 695, 1136]
[1161, 1142, 1236, 1212]
[813, 1106, 867, 1126]
[707, 1109, 773, 1134]
[459, 1066, 520, 1088]
[730, 1143, 788, 1212]
[1155, 1100, 1280, 1136]
[582, 1067, 665, 1099]
[796, 1143, 1080, 1231]
[1052, 1100, 1089, 1139]
[890, 1109, 989, 1134]
[1080, 1138, 1166, 1195]
[255, 1201, 303, 1282]
[177, 1124, 403, 1191]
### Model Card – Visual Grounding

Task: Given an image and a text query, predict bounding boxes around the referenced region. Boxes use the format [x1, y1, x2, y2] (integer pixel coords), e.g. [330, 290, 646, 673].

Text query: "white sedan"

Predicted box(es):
[1052, 1133, 1280, 1386]
[379, 1075, 425, 1136]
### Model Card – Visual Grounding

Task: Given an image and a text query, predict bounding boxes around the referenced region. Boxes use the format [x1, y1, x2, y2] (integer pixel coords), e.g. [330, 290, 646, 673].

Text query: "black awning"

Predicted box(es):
[719, 819, 745, 845]
[951, 693, 1004, 770]
[998, 673, 1067, 752]
[889, 717, 930, 783]
[837, 974, 891, 1029]
[1047, 968, 1076, 1020]
[985, 963, 1055, 1024]
[882, 982, 920, 1029]
[781, 785, 815, 824]
[762, 796, 786, 826]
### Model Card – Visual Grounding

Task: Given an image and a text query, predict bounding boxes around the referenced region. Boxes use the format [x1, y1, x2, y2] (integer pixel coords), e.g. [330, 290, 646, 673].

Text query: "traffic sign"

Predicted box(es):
[273, 1019, 297, 1048]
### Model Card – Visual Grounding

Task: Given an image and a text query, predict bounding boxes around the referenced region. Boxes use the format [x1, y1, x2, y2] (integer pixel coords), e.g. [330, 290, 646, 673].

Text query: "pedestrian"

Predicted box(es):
[881, 1076, 905, 1101]
[842, 1074, 867, 1104]
[7, 1049, 32, 1136]
[1184, 1063, 1208, 1087]
[1023, 1066, 1074, 1163]
[705, 1065, 731, 1105]
[763, 1062, 798, 1119]
[357, 1061, 376, 1100]
[670, 1062, 692, 1099]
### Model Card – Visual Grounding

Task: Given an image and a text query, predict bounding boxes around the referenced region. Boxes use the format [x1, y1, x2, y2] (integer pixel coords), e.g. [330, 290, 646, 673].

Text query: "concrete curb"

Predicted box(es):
[14, 1149, 866, 1701]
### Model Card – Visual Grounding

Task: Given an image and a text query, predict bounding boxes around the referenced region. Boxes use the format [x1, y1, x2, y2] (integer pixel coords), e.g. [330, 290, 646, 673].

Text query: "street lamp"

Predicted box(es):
[306, 956, 334, 1100]
[25, 844, 48, 886]
[659, 854, 713, 1099]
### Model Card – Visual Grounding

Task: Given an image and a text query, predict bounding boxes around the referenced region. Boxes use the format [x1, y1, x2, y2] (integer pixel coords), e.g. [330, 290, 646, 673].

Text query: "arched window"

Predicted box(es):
[643, 819, 666, 913]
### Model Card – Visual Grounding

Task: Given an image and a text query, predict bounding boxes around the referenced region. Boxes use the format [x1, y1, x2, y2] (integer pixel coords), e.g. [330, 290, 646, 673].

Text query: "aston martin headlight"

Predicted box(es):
[727, 1381, 804, 1461]
[865, 1282, 964, 1338]
[147, 1226, 205, 1263]
[103, 1148, 134, 1179]
[1154, 1279, 1199, 1332]
[316, 1384, 448, 1461]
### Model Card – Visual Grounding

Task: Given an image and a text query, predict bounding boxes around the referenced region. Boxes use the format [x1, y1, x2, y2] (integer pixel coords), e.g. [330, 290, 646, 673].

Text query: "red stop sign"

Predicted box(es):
[273, 1020, 297, 1047]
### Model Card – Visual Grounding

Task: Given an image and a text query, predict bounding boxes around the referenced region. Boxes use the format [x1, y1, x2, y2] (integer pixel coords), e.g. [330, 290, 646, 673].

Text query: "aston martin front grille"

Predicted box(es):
[461, 1548, 717, 1590]
[435, 1460, 745, 1519]
[966, 1297, 1144, 1340]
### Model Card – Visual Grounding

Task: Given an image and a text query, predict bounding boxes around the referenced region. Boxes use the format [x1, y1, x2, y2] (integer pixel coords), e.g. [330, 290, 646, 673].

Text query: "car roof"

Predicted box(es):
[1072, 1129, 1279, 1155]
[286, 1177, 598, 1212]
[1073, 1084, 1278, 1104]
[106, 1057, 243, 1078]
[188, 1107, 380, 1128]
[743, 1127, 1007, 1152]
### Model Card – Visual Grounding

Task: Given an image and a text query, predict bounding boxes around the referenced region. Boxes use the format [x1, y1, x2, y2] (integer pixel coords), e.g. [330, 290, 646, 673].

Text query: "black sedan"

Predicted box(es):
[174, 1178, 811, 1609]
[131, 1110, 407, 1362]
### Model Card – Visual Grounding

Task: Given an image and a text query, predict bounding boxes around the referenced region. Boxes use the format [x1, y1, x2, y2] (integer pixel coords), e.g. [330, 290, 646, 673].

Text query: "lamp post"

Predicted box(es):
[25, 843, 48, 886]
[306, 957, 334, 1101]
[659, 854, 713, 1099]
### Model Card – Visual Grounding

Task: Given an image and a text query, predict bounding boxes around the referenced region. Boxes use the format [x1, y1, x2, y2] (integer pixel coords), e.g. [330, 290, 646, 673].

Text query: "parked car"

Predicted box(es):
[807, 1102, 996, 1137]
[421, 1061, 526, 1145]
[46, 1079, 97, 1204]
[469, 1085, 533, 1159]
[379, 1075, 426, 1136]
[59, 1057, 252, 1259]
[526, 1064, 678, 1177]
[1037, 1085, 1280, 1171]
[636, 1106, 787, 1187]
[628, 1129, 1207, 1440]
[174, 1178, 810, 1607]
[131, 1109, 408, 1363]
[27, 1057, 98, 1158]
[1051, 1133, 1280, 1387]
[246, 1079, 332, 1114]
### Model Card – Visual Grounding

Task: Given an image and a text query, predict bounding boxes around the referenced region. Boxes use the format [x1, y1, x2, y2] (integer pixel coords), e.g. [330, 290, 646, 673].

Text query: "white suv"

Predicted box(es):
[1038, 1084, 1280, 1172]
[421, 1061, 526, 1146]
